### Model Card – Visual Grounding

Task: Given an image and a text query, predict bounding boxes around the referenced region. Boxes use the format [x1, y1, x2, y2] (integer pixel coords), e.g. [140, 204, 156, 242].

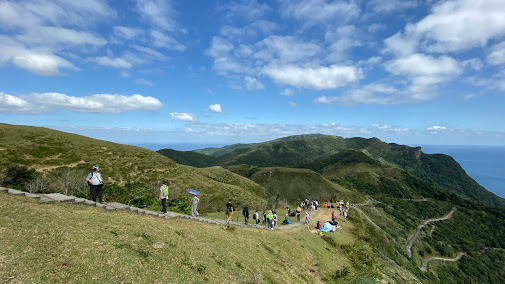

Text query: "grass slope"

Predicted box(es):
[246, 167, 364, 204]
[0, 194, 415, 283]
[0, 124, 267, 211]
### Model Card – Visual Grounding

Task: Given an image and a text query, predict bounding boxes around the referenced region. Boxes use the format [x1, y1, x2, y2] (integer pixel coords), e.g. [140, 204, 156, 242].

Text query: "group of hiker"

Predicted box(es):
[85, 166, 349, 232]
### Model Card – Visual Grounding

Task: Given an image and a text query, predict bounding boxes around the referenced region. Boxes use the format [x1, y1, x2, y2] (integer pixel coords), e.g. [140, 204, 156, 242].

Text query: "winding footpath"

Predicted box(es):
[405, 207, 457, 258]
[420, 252, 465, 272]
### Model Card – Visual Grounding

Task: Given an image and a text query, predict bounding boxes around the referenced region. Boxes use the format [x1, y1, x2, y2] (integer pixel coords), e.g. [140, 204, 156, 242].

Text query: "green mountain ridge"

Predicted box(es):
[159, 134, 505, 208]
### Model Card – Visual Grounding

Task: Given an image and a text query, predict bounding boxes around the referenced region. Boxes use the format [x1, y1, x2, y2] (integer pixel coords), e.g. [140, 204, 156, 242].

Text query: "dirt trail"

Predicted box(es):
[420, 252, 465, 272]
[405, 207, 457, 258]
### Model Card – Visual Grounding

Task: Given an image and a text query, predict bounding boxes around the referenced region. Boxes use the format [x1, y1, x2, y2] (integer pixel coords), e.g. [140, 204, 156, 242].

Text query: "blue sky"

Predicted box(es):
[1, 0, 505, 146]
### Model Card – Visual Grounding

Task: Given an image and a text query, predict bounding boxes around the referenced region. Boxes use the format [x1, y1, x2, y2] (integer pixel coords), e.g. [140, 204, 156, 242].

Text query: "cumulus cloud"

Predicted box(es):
[244, 76, 264, 90]
[170, 112, 196, 122]
[263, 64, 363, 90]
[384, 0, 505, 54]
[209, 104, 223, 113]
[0, 92, 36, 113]
[0, 36, 78, 76]
[385, 53, 462, 100]
[28, 93, 163, 113]
[487, 41, 505, 66]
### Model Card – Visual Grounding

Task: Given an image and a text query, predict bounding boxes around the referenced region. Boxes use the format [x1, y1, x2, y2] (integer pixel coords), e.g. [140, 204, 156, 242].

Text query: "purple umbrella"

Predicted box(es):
[186, 188, 199, 195]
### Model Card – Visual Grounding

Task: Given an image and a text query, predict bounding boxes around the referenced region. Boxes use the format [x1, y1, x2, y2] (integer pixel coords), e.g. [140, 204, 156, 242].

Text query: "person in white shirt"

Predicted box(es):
[86, 165, 104, 203]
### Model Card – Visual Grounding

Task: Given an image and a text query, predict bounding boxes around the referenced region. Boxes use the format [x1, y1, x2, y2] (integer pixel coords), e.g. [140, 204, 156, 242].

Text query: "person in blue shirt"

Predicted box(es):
[282, 216, 290, 225]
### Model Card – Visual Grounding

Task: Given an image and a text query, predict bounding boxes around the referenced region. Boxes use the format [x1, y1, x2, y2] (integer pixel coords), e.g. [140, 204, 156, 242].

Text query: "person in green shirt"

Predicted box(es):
[266, 210, 274, 230]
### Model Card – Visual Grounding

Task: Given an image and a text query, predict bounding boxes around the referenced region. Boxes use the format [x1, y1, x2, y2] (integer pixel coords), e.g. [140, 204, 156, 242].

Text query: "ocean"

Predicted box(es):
[420, 145, 505, 199]
[132, 142, 505, 199]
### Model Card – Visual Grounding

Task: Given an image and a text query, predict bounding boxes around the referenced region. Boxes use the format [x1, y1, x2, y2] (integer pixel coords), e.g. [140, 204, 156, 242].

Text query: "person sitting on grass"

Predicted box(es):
[282, 217, 290, 225]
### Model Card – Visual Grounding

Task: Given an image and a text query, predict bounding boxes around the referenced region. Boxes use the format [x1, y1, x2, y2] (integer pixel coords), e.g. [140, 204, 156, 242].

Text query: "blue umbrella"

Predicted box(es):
[186, 188, 199, 195]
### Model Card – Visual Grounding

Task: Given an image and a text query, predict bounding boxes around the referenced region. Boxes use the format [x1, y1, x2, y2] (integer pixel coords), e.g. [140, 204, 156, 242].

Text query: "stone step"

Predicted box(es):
[7, 188, 26, 195]
[39, 197, 55, 203]
[44, 193, 75, 203]
[24, 193, 41, 199]
[106, 202, 130, 210]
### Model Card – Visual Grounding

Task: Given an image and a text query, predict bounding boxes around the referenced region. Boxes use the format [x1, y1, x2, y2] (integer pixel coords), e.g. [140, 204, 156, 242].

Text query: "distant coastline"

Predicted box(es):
[420, 145, 505, 199]
[131, 142, 505, 199]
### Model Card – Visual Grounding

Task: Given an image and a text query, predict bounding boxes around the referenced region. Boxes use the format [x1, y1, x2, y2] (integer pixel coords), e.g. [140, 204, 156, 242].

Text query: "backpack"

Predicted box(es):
[161, 185, 169, 198]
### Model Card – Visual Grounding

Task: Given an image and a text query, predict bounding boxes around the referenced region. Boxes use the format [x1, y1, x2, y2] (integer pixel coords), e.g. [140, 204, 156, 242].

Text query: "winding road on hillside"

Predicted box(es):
[420, 252, 465, 272]
[405, 207, 457, 258]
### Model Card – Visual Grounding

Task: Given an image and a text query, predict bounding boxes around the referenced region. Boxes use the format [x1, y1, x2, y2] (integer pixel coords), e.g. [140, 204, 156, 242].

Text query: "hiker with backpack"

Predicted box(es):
[226, 199, 233, 224]
[159, 180, 169, 214]
[253, 209, 260, 224]
[86, 165, 104, 203]
[243, 205, 249, 224]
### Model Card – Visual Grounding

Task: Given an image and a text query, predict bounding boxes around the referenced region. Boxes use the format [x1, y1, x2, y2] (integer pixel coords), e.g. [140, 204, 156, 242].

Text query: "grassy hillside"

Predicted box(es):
[0, 193, 418, 283]
[246, 167, 364, 204]
[0, 124, 267, 212]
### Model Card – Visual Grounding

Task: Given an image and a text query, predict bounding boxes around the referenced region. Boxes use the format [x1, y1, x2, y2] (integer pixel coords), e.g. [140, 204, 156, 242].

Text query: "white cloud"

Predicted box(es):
[113, 26, 144, 40]
[150, 30, 185, 51]
[209, 104, 223, 113]
[135, 78, 154, 86]
[385, 53, 462, 100]
[88, 56, 132, 69]
[427, 126, 447, 131]
[206, 36, 234, 58]
[0, 36, 78, 76]
[288, 101, 297, 107]
[368, 23, 387, 33]
[462, 58, 484, 71]
[221, 0, 272, 21]
[263, 64, 363, 90]
[487, 41, 505, 65]
[0, 92, 36, 113]
[367, 0, 418, 13]
[280, 0, 361, 26]
[386, 54, 461, 78]
[316, 83, 399, 105]
[254, 35, 321, 64]
[244, 76, 264, 90]
[280, 89, 294, 96]
[136, 0, 177, 32]
[170, 112, 195, 122]
[28, 93, 163, 113]
[16, 26, 107, 47]
[385, 0, 505, 54]
[325, 25, 362, 61]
